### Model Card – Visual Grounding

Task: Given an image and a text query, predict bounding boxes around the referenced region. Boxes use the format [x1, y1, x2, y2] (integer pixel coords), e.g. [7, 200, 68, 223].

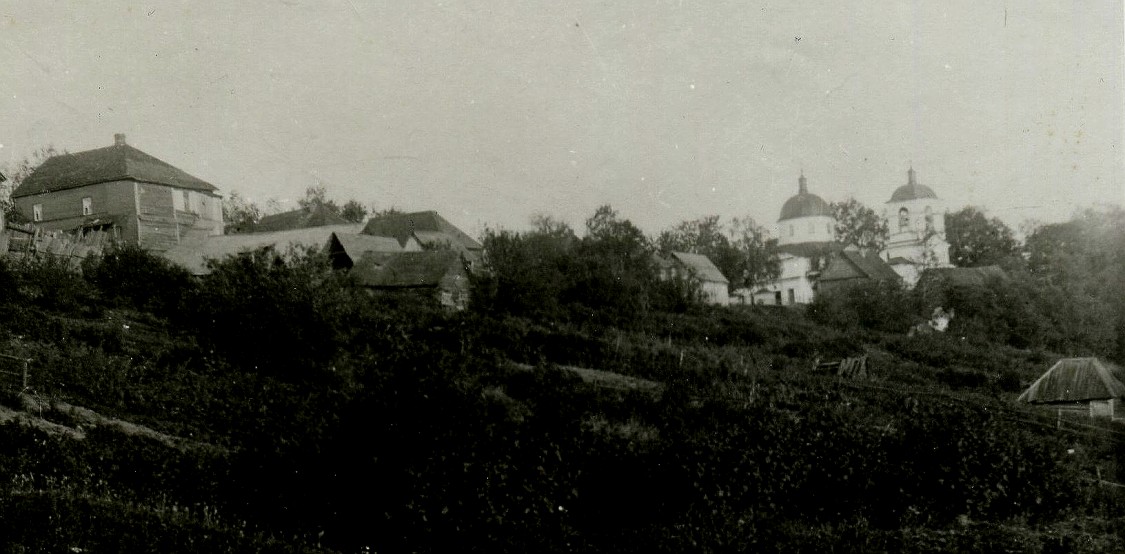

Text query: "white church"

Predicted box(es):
[749, 168, 952, 306]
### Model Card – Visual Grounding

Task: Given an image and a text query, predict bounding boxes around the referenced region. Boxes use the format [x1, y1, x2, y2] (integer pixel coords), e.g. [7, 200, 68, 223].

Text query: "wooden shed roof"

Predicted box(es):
[1018, 358, 1125, 403]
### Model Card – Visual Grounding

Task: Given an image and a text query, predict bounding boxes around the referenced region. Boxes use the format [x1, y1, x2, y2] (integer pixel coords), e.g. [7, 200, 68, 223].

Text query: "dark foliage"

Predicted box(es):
[81, 242, 197, 316]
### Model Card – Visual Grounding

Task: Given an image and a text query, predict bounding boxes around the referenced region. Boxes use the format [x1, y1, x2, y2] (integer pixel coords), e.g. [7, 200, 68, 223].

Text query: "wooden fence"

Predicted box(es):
[0, 354, 30, 392]
[814, 355, 869, 380]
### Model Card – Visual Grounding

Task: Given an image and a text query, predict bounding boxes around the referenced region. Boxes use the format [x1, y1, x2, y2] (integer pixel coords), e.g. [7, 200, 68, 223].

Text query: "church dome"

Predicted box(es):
[779, 174, 831, 221]
[888, 167, 938, 202]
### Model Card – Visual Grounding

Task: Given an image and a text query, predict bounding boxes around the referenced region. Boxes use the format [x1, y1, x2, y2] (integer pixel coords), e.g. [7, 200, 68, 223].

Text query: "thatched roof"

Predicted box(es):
[14, 136, 217, 198]
[1018, 358, 1125, 404]
[162, 224, 362, 275]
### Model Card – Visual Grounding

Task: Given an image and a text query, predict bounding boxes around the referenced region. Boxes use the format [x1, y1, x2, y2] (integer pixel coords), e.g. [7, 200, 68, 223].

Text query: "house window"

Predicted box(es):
[774, 291, 782, 305]
[82, 197, 92, 216]
[826, 223, 831, 235]
[788, 289, 796, 304]
[33, 204, 42, 222]
[788, 224, 794, 237]
[924, 206, 934, 231]
[173, 190, 185, 211]
[898, 207, 910, 230]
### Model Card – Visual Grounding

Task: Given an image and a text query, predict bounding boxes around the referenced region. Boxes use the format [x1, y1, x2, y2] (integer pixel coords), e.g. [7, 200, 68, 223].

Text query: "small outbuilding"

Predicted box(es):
[1017, 357, 1125, 418]
[655, 251, 730, 305]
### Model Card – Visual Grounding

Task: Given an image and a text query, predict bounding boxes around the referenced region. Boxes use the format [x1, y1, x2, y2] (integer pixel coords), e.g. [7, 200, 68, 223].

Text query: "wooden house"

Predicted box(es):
[11, 134, 223, 252]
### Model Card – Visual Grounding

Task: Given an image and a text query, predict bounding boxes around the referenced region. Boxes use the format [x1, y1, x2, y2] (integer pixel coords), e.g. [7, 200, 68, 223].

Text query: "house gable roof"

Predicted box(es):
[161, 223, 362, 275]
[1018, 358, 1125, 403]
[668, 252, 729, 284]
[253, 205, 350, 233]
[362, 211, 482, 251]
[329, 233, 407, 267]
[819, 250, 902, 283]
[13, 140, 217, 198]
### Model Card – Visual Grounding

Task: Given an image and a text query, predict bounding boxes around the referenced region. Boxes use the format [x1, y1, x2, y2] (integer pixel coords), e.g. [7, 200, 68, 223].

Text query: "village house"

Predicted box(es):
[11, 134, 223, 252]
[655, 251, 730, 305]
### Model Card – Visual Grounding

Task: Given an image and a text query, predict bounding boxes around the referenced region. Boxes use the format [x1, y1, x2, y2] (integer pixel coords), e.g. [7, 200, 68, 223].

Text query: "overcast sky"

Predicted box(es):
[2, 1, 1122, 237]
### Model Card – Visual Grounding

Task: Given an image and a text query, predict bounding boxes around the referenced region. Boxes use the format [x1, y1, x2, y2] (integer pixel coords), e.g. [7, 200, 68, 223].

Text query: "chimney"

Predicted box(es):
[907, 166, 916, 186]
[114, 133, 127, 147]
[798, 171, 808, 194]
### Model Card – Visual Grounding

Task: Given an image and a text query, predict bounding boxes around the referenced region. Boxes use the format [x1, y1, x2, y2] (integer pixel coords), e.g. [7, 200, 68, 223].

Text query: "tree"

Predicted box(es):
[0, 145, 64, 222]
[223, 191, 263, 234]
[340, 199, 369, 223]
[576, 206, 658, 316]
[656, 215, 779, 291]
[298, 184, 340, 213]
[830, 198, 889, 252]
[945, 206, 1020, 267]
[729, 216, 781, 288]
[1024, 207, 1125, 360]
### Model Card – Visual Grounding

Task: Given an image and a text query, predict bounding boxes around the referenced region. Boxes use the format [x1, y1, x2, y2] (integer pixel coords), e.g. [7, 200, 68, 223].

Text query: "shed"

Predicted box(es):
[1017, 357, 1125, 418]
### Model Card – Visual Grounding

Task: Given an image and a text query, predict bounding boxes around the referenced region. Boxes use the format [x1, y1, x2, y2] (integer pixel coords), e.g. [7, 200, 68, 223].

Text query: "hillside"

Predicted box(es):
[0, 243, 1120, 552]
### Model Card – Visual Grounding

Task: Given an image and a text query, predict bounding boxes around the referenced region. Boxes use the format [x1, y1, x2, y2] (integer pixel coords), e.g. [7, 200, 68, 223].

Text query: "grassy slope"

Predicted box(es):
[0, 297, 1122, 552]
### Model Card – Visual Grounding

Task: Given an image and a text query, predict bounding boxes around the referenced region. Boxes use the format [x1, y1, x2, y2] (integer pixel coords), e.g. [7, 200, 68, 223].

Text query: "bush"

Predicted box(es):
[10, 254, 100, 315]
[809, 279, 918, 333]
[82, 242, 196, 316]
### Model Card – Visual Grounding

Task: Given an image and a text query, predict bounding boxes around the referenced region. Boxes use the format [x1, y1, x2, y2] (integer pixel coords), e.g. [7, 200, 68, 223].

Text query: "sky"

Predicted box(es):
[1, 1, 1122, 239]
